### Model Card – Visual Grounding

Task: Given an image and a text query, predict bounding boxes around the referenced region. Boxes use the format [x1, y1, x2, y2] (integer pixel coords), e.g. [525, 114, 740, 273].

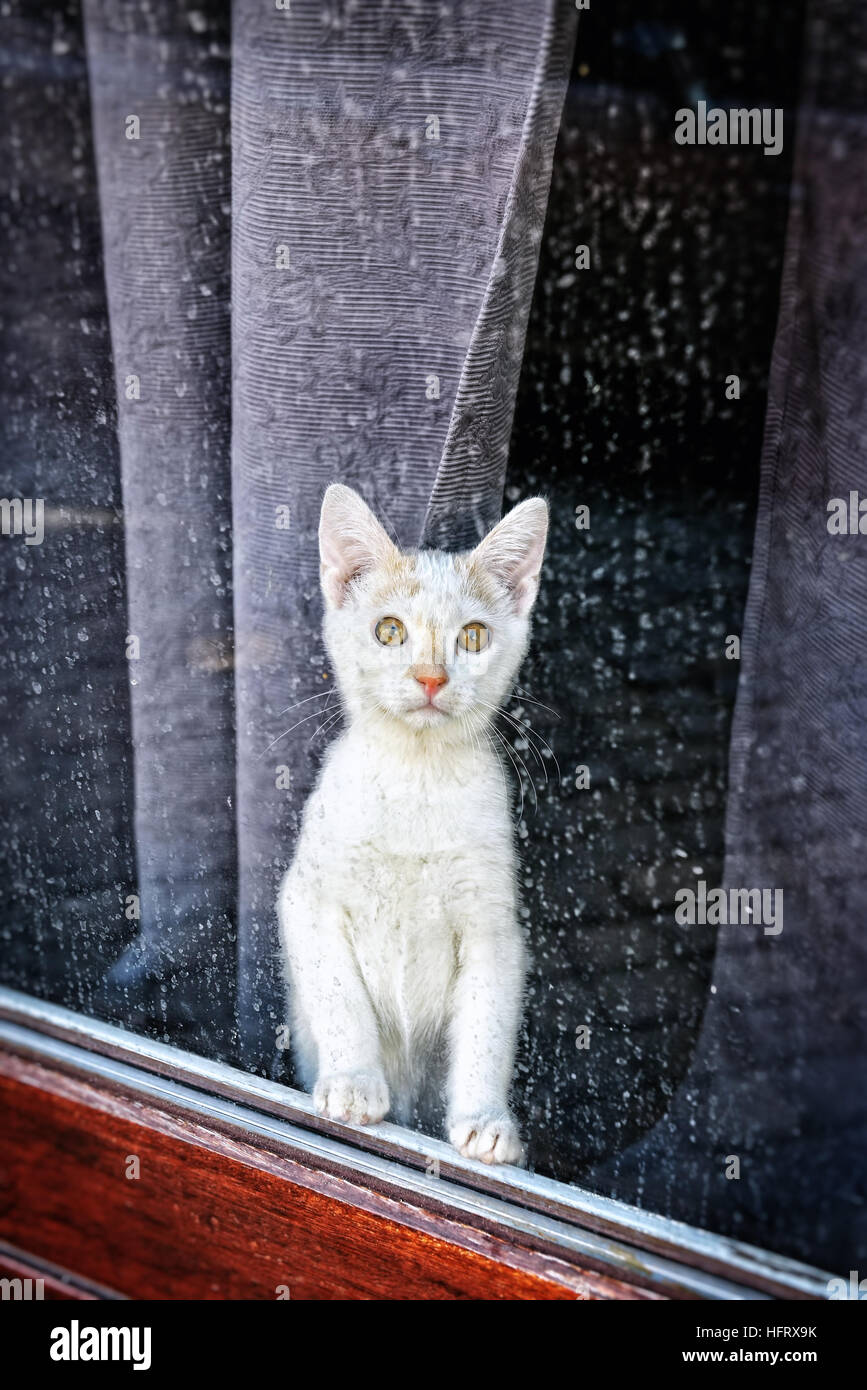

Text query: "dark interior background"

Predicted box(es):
[504, 0, 804, 1180]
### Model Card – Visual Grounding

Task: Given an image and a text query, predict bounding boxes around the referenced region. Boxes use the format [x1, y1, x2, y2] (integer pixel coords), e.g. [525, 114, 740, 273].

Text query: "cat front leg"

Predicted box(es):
[445, 919, 526, 1166]
[278, 877, 389, 1126]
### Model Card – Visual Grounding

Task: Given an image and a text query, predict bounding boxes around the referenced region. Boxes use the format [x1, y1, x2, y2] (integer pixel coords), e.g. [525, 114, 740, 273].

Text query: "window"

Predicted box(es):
[1, 0, 862, 1299]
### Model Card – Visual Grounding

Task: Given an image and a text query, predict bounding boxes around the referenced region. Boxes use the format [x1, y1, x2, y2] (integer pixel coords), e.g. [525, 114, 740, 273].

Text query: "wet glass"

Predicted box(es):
[3, 0, 863, 1281]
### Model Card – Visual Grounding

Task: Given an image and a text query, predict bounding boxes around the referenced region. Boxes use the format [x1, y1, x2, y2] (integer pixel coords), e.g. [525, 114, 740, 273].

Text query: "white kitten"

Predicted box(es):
[277, 484, 548, 1165]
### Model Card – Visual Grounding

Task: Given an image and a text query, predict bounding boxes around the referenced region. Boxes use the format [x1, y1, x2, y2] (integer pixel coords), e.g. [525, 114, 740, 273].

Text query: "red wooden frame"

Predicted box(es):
[0, 1046, 657, 1300]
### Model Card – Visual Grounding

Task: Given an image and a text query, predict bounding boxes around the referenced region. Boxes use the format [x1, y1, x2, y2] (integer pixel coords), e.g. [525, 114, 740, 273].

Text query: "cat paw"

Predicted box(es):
[313, 1071, 390, 1126]
[448, 1110, 525, 1166]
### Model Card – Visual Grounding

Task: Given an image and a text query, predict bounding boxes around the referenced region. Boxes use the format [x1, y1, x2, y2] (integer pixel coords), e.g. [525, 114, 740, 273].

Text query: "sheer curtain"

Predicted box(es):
[83, 0, 236, 1045]
[79, 0, 577, 1068]
[581, 0, 867, 1267]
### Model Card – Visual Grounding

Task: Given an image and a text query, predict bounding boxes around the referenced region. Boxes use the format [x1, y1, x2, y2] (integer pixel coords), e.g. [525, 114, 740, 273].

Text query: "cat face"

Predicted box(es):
[319, 485, 548, 738]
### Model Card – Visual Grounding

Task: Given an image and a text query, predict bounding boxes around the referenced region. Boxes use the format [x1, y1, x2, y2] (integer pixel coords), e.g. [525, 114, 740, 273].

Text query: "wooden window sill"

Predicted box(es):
[0, 989, 830, 1301]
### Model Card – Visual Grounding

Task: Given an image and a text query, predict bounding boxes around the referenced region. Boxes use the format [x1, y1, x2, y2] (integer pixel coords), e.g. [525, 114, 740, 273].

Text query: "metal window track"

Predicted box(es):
[0, 986, 833, 1301]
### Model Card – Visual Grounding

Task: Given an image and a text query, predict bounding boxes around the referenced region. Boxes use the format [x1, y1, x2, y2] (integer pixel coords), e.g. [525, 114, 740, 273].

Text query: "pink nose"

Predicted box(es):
[416, 673, 448, 700]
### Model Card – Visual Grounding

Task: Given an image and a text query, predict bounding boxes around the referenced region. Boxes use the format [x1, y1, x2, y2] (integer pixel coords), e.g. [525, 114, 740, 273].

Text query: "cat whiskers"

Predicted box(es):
[513, 685, 562, 721]
[271, 689, 333, 722]
[257, 701, 339, 760]
[475, 698, 560, 789]
[485, 730, 515, 819]
[309, 706, 343, 746]
[495, 705, 548, 784]
[486, 722, 536, 820]
[460, 712, 501, 792]
[455, 712, 516, 820]
[503, 701, 562, 787]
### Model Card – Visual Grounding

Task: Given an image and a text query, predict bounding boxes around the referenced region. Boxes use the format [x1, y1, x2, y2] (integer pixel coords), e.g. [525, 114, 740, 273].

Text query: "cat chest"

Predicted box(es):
[321, 751, 496, 856]
[342, 854, 459, 1021]
[339, 850, 455, 928]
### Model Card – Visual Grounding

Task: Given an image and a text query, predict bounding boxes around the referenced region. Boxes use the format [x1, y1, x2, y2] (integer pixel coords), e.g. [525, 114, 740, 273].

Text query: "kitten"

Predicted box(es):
[277, 483, 548, 1165]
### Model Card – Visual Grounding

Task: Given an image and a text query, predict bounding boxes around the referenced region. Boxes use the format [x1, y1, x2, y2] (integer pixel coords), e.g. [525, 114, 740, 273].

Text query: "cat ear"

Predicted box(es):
[319, 484, 398, 608]
[471, 497, 548, 616]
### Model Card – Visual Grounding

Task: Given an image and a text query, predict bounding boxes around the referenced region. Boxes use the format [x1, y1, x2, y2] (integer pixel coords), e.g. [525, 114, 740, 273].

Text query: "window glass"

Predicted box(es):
[3, 0, 862, 1283]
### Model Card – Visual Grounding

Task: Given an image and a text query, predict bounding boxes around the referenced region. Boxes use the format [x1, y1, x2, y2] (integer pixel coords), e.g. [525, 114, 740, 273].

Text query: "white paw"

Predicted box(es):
[448, 1110, 525, 1166]
[313, 1071, 390, 1126]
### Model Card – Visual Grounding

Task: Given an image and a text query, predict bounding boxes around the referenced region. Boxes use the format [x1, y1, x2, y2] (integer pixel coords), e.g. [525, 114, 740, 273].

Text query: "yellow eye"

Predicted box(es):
[458, 621, 490, 653]
[375, 616, 407, 646]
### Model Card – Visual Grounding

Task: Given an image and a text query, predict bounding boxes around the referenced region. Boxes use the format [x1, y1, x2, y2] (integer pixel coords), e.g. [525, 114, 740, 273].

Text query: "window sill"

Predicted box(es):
[0, 988, 830, 1301]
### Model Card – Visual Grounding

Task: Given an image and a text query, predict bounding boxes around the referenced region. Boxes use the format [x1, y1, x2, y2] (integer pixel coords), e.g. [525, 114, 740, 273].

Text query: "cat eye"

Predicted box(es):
[374, 616, 407, 646]
[457, 621, 490, 653]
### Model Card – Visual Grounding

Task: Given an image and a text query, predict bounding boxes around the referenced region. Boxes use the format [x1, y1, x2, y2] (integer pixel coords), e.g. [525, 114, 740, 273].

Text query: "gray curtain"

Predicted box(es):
[76, 0, 577, 1065]
[83, 0, 237, 1039]
[583, 0, 867, 1266]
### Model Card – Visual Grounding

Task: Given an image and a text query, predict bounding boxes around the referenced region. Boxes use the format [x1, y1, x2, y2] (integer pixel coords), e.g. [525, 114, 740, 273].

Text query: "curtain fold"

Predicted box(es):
[0, 0, 136, 1015]
[420, 3, 576, 550]
[83, 0, 237, 1047]
[581, 0, 867, 1267]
